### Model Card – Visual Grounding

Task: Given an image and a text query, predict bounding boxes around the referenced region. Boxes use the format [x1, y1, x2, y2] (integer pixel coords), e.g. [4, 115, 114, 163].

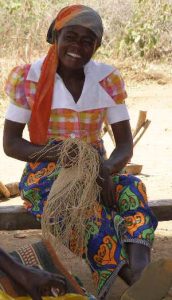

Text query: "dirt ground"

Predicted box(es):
[0, 71, 172, 299]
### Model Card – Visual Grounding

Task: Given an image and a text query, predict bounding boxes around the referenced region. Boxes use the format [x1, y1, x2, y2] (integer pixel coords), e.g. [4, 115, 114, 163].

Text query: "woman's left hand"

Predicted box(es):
[97, 159, 115, 208]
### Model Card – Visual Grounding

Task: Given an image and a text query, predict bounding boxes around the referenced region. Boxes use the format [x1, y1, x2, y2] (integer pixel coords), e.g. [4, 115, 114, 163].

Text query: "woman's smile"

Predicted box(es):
[66, 52, 82, 59]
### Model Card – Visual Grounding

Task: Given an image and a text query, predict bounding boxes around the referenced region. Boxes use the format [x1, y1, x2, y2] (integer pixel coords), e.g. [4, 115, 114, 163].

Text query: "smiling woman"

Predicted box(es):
[3, 4, 157, 300]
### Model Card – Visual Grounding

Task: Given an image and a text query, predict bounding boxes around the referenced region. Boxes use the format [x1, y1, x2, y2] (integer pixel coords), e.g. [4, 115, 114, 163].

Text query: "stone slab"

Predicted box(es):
[149, 199, 172, 221]
[0, 205, 41, 230]
[0, 199, 172, 230]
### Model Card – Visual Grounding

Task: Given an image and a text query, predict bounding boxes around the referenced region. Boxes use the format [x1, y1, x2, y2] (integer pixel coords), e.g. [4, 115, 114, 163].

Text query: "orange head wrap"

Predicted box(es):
[29, 5, 103, 145]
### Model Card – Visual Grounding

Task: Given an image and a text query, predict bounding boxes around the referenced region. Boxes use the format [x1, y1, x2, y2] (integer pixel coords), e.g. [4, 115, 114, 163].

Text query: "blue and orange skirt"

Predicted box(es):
[19, 161, 158, 298]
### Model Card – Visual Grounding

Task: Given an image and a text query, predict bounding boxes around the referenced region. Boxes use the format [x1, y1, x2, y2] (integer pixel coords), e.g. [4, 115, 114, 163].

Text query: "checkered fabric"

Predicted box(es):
[5, 63, 127, 144]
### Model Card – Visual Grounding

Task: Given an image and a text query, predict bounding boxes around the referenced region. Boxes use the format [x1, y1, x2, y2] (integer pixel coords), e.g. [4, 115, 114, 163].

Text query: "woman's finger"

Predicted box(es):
[30, 288, 42, 300]
[48, 276, 67, 295]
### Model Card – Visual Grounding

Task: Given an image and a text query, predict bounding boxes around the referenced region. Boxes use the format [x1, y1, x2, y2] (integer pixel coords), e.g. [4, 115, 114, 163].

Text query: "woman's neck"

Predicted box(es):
[57, 63, 85, 102]
[57, 64, 85, 81]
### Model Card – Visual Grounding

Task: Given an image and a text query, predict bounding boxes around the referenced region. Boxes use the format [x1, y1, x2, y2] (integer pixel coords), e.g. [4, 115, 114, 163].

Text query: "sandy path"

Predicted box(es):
[127, 83, 172, 200]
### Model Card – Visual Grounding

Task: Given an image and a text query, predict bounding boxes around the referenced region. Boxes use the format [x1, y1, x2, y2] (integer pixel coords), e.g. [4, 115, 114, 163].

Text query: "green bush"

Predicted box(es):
[0, 0, 171, 61]
[120, 0, 172, 60]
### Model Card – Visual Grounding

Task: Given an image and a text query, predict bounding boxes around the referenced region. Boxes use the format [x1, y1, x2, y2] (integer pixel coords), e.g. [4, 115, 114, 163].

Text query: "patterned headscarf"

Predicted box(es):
[29, 5, 103, 145]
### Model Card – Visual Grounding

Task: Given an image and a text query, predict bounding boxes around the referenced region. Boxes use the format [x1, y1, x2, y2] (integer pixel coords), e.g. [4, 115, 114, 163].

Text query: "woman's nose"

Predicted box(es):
[70, 38, 82, 48]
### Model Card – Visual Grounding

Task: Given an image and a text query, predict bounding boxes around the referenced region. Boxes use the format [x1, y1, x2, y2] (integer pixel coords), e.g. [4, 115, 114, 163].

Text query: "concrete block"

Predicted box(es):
[0, 205, 41, 230]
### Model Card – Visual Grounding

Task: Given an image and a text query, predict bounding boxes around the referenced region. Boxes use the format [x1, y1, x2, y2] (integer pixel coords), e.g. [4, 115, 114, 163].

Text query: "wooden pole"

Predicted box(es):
[133, 119, 151, 147]
[132, 110, 147, 139]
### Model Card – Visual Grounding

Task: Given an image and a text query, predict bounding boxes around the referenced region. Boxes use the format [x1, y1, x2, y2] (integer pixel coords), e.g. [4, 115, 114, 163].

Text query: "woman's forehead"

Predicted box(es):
[60, 25, 97, 39]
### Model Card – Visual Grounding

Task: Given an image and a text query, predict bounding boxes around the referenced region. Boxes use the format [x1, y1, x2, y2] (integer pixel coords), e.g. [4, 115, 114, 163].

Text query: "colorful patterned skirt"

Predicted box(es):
[19, 162, 158, 299]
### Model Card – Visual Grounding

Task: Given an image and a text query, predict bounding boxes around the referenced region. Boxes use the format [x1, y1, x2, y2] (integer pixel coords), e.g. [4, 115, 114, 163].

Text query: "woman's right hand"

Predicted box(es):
[15, 265, 67, 300]
[0, 248, 67, 300]
[61, 142, 79, 168]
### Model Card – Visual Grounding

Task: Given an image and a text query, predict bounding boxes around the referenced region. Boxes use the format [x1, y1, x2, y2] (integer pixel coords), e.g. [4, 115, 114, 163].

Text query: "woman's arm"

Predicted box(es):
[104, 119, 133, 174]
[3, 120, 61, 162]
[98, 120, 133, 208]
[0, 247, 66, 300]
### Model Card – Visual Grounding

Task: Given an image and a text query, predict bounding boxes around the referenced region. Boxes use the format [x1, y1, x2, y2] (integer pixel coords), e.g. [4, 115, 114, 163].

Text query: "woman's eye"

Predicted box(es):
[64, 35, 74, 41]
[62, 34, 95, 47]
[82, 40, 94, 47]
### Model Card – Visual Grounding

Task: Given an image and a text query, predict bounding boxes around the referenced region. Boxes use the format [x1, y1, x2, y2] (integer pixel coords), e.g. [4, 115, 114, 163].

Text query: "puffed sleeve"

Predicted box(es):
[5, 65, 32, 109]
[106, 104, 130, 124]
[99, 68, 127, 105]
[99, 68, 130, 124]
[5, 64, 35, 124]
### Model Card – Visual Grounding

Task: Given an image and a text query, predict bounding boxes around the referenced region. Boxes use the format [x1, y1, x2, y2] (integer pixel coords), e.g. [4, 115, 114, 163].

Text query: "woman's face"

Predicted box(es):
[57, 25, 98, 70]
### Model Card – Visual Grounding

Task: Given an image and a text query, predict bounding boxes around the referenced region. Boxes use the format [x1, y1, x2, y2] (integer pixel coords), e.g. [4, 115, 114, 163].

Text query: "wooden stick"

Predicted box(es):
[132, 110, 147, 139]
[102, 120, 115, 145]
[102, 111, 150, 148]
[133, 119, 151, 147]
[5, 182, 20, 197]
[0, 181, 10, 198]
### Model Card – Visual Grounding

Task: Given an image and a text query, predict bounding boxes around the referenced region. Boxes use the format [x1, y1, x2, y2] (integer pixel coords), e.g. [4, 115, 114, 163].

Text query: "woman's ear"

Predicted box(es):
[94, 40, 101, 54]
[96, 38, 102, 50]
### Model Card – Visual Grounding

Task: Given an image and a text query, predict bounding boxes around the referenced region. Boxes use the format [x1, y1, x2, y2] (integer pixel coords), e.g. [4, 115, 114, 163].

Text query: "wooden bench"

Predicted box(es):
[0, 200, 172, 230]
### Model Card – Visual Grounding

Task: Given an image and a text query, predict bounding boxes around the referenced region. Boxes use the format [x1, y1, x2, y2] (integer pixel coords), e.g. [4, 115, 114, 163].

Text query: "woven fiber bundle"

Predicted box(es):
[42, 138, 101, 256]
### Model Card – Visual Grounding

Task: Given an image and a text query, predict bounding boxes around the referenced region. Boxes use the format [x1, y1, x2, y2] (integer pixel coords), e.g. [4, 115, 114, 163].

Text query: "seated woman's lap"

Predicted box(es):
[19, 162, 158, 295]
[20, 163, 157, 246]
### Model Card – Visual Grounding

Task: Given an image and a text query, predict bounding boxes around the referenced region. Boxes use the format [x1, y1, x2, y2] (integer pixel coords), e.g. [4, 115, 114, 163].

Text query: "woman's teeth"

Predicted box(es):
[67, 52, 81, 58]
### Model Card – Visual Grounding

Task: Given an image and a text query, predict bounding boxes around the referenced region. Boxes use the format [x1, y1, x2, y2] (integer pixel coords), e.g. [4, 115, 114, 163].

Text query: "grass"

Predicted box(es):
[0, 0, 172, 106]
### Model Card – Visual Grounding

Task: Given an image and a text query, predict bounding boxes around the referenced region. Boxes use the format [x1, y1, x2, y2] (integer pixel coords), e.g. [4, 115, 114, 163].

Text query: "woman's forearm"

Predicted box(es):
[104, 143, 133, 174]
[4, 137, 63, 163]
[3, 119, 61, 162]
[3, 136, 46, 162]
[104, 120, 133, 174]
[0, 248, 25, 280]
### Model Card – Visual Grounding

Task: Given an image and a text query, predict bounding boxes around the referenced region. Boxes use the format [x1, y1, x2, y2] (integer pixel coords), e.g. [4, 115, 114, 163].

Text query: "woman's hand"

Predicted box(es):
[97, 158, 115, 208]
[15, 266, 67, 300]
[0, 248, 66, 300]
[61, 142, 79, 168]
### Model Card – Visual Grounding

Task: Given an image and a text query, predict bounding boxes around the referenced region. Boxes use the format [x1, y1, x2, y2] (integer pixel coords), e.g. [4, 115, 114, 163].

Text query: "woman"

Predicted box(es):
[3, 5, 157, 299]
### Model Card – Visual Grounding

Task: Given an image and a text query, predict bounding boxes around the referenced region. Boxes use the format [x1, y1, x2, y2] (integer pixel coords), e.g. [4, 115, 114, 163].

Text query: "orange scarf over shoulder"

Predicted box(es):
[29, 4, 103, 145]
[29, 5, 83, 145]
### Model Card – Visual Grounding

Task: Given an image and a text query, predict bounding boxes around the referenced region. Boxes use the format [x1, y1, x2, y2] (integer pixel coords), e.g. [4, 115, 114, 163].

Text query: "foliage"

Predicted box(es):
[0, 0, 172, 104]
[0, 0, 66, 61]
[0, 0, 172, 62]
[120, 0, 172, 59]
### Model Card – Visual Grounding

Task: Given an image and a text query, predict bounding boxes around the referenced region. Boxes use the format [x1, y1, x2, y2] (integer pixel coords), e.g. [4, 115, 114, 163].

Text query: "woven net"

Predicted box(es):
[41, 138, 101, 256]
